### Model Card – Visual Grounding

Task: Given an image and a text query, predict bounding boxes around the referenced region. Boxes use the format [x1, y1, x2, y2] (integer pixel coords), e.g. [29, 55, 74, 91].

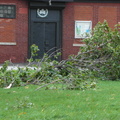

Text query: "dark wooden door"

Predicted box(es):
[29, 8, 61, 59]
[31, 22, 56, 58]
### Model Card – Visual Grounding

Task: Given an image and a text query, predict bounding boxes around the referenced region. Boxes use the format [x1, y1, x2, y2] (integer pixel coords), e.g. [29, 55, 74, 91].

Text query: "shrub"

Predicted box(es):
[80, 20, 120, 80]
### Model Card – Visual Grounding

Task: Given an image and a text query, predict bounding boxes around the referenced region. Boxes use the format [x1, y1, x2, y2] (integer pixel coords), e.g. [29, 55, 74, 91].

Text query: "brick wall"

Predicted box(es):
[0, 0, 28, 63]
[62, 2, 120, 59]
[0, 19, 15, 42]
[0, 1, 120, 63]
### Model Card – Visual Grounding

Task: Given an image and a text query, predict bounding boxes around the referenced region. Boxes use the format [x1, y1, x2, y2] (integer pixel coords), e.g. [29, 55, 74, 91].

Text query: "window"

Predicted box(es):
[0, 5, 16, 18]
[75, 21, 92, 38]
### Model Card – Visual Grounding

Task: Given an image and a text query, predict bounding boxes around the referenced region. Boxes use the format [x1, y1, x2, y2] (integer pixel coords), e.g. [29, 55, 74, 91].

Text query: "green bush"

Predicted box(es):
[80, 21, 120, 80]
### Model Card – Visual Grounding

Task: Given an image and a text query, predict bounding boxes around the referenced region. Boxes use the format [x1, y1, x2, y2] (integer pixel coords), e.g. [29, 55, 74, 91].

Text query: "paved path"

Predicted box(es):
[0, 63, 36, 70]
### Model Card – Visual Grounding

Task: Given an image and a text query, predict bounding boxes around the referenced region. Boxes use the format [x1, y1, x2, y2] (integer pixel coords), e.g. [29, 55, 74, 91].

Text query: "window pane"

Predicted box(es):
[0, 10, 3, 13]
[8, 6, 12, 9]
[0, 14, 3, 17]
[8, 10, 12, 14]
[0, 6, 3, 9]
[4, 10, 8, 13]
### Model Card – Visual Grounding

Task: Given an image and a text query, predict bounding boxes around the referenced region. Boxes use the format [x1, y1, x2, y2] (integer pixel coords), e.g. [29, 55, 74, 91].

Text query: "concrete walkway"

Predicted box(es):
[0, 63, 37, 70]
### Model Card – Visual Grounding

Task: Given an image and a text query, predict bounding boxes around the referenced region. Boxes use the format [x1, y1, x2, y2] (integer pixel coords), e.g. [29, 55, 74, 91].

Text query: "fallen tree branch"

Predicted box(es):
[35, 79, 61, 90]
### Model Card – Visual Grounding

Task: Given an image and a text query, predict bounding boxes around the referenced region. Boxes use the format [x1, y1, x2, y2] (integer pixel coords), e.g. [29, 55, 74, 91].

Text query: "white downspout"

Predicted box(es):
[49, 0, 52, 6]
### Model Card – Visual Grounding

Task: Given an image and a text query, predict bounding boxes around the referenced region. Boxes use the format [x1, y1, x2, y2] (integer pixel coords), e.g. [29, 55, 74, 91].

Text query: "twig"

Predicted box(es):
[35, 79, 61, 90]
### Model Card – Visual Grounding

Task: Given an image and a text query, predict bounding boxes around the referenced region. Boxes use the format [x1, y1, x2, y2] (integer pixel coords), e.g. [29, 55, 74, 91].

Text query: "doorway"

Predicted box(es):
[29, 8, 62, 59]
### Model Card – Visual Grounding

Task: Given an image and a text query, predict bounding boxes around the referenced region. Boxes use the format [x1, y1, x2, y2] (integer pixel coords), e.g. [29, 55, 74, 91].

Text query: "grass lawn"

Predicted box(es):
[0, 80, 120, 120]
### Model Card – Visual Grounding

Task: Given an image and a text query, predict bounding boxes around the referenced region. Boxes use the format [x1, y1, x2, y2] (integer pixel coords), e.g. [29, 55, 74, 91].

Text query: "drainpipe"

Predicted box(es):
[49, 0, 52, 6]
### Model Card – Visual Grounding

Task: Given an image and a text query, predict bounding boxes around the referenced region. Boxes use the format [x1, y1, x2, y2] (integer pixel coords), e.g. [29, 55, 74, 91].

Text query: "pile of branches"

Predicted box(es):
[1, 21, 120, 90]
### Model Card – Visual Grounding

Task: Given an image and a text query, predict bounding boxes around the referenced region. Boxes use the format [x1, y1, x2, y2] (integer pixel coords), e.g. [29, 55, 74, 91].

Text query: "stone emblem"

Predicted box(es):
[37, 9, 48, 18]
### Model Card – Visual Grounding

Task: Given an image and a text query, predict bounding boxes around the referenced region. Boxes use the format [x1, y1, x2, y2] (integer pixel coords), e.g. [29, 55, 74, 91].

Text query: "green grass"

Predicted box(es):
[0, 80, 120, 120]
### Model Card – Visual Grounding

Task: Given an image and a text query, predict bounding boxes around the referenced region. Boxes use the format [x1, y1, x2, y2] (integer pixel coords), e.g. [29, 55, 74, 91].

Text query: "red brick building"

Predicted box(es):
[0, 0, 120, 63]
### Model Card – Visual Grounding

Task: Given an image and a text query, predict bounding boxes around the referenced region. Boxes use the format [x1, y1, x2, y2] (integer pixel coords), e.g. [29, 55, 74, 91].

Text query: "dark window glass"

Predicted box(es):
[0, 5, 16, 18]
